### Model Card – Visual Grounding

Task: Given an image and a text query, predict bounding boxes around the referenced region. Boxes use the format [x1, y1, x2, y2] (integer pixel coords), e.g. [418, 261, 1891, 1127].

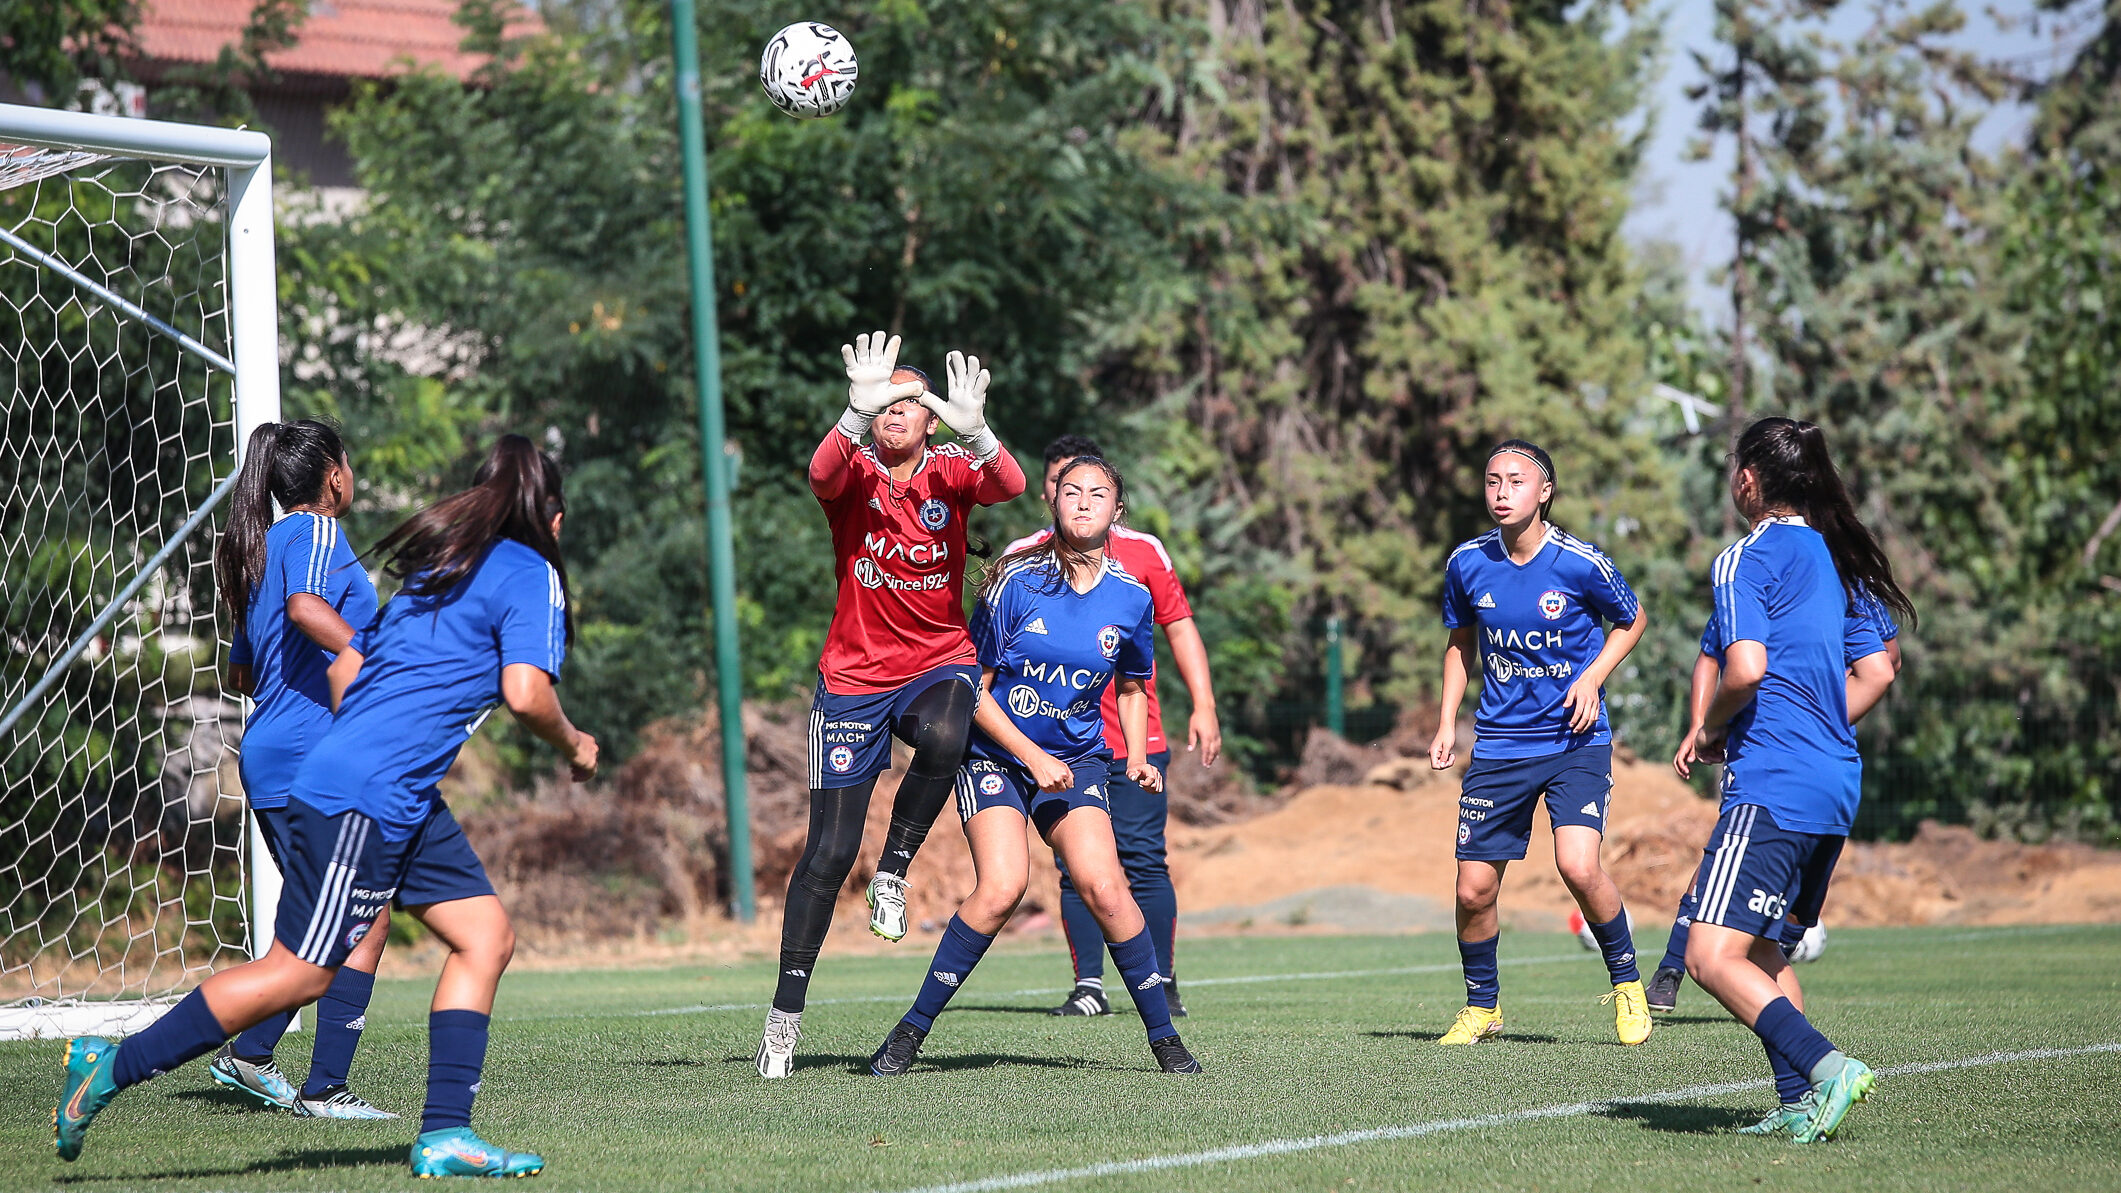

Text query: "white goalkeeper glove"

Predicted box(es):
[919, 350, 999, 460]
[837, 330, 926, 441]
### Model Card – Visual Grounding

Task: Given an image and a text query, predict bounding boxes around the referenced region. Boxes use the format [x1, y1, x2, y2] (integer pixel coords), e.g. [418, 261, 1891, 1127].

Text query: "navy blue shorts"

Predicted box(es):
[1456, 743, 1613, 861]
[273, 797, 495, 968]
[955, 752, 1114, 836]
[1673, 868, 1811, 948]
[1687, 803, 1844, 939]
[808, 664, 980, 788]
[1054, 750, 1171, 883]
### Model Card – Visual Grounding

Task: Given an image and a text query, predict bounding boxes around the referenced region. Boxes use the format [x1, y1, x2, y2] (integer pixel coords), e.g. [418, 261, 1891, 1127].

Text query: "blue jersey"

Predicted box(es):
[1441, 526, 1641, 759]
[1699, 604, 1887, 669]
[969, 554, 1155, 766]
[1710, 516, 1863, 834]
[290, 538, 568, 839]
[229, 513, 377, 808]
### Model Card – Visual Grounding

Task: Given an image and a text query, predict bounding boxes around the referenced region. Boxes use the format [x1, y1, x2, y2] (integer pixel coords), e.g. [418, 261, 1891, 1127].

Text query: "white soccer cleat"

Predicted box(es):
[756, 1008, 802, 1079]
[292, 1085, 399, 1119]
[867, 871, 910, 942]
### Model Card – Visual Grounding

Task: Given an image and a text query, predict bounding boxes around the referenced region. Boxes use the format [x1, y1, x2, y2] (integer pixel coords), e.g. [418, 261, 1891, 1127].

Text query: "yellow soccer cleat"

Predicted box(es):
[1436, 1005, 1505, 1045]
[1602, 980, 1653, 1046]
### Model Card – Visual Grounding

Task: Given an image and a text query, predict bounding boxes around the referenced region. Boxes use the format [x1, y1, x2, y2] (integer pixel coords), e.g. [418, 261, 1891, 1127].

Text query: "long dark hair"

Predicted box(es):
[215, 419, 347, 637]
[1487, 438, 1557, 524]
[979, 455, 1127, 601]
[371, 434, 574, 642]
[1734, 417, 1917, 628]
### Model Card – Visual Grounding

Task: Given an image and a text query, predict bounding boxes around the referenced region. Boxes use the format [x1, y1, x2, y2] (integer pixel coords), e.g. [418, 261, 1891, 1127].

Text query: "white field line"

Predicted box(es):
[516, 952, 1597, 1023]
[876, 1042, 2121, 1193]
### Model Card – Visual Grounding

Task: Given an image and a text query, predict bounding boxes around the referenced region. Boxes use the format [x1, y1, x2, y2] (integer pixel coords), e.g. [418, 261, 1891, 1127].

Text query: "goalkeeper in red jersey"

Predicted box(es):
[756, 332, 1026, 1079]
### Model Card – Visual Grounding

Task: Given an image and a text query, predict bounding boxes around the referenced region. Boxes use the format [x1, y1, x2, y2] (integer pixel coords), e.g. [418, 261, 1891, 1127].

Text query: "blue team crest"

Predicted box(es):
[1538, 589, 1567, 620]
[829, 745, 854, 773]
[979, 772, 1005, 796]
[1096, 624, 1123, 659]
[918, 498, 950, 531]
[345, 921, 372, 950]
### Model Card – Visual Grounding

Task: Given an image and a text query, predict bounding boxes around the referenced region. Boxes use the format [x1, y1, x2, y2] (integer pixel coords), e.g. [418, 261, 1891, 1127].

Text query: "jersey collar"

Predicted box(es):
[1756, 514, 1809, 527]
[1500, 523, 1557, 567]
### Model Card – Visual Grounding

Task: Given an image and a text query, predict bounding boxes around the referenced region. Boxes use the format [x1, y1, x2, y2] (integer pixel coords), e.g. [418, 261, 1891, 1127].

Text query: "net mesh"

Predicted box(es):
[0, 142, 249, 1027]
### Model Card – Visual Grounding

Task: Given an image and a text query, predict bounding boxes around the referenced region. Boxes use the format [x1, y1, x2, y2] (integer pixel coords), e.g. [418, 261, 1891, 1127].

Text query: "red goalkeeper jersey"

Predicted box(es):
[1001, 525, 1194, 755]
[811, 430, 1027, 694]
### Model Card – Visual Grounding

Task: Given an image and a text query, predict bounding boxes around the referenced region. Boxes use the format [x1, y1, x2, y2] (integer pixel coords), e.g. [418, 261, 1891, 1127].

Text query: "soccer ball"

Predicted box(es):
[1789, 922, 1828, 963]
[759, 22, 859, 119]
[1567, 907, 1632, 950]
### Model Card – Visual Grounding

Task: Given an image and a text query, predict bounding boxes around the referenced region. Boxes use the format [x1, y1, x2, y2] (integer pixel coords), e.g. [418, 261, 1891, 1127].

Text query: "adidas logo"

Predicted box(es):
[345, 1015, 366, 1032]
[869, 497, 885, 512]
[1137, 972, 1166, 991]
[1024, 617, 1048, 635]
[1476, 592, 1497, 609]
[933, 970, 961, 988]
[784, 968, 808, 978]
[1580, 801, 1600, 818]
[468, 1081, 482, 1095]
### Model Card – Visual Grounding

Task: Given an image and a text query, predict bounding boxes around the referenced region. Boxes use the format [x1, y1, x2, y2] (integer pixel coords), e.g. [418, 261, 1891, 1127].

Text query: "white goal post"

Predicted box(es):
[0, 103, 282, 1040]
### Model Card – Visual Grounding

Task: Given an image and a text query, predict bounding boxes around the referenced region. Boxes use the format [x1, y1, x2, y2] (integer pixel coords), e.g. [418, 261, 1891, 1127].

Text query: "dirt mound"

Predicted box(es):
[1167, 754, 2121, 932]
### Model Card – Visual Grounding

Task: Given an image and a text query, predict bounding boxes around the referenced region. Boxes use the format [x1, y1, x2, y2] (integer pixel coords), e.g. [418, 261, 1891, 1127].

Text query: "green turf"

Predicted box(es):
[3, 925, 2117, 1191]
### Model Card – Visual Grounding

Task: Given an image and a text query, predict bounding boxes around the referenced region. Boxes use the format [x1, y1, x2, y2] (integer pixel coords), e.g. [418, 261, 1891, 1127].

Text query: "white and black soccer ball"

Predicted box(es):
[1789, 922, 1828, 963]
[759, 22, 859, 119]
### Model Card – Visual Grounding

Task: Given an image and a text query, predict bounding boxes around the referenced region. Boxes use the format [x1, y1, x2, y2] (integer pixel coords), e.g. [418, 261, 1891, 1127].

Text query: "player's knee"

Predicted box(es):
[799, 831, 863, 894]
[903, 684, 975, 776]
[1455, 874, 1499, 912]
[964, 876, 1025, 923]
[1556, 855, 1605, 894]
[1078, 874, 1132, 922]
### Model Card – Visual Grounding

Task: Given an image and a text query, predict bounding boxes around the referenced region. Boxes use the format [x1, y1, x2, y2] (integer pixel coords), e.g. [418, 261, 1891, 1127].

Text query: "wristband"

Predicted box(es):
[961, 425, 1000, 462]
[837, 406, 875, 443]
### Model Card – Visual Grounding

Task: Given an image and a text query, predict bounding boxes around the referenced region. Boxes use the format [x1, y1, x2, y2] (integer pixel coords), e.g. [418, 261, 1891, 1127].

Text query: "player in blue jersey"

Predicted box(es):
[868, 455, 1202, 1076]
[1644, 592, 1901, 1015]
[57, 436, 596, 1178]
[204, 419, 394, 1120]
[1677, 416, 1916, 1142]
[1428, 440, 1653, 1047]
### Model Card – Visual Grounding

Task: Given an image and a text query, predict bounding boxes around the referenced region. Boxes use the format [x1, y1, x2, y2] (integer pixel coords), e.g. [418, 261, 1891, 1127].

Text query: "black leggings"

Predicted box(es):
[773, 678, 975, 1013]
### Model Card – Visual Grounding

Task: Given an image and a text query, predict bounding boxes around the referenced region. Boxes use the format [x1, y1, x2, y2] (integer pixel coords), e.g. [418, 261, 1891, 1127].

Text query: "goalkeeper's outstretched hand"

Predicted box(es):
[842, 331, 926, 415]
[921, 350, 1000, 459]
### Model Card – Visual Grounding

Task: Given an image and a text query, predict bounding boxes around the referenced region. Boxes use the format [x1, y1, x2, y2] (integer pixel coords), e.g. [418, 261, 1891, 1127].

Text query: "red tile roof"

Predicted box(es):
[135, 0, 541, 82]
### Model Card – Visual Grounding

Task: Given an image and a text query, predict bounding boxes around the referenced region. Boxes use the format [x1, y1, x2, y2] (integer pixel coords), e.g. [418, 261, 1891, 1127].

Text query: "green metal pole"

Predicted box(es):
[670, 0, 753, 922]
[1324, 615, 1345, 738]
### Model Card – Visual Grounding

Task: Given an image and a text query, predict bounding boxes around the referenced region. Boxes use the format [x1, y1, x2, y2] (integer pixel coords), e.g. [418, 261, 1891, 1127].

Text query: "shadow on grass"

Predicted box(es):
[53, 1144, 405, 1183]
[949, 1003, 1075, 1016]
[1598, 1101, 1757, 1134]
[1362, 1030, 1564, 1044]
[1652, 1014, 1735, 1026]
[706, 1051, 1119, 1074]
[165, 1087, 288, 1112]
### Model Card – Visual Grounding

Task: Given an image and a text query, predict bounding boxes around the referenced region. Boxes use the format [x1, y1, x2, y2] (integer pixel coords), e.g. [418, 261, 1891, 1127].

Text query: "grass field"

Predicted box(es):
[3, 924, 2117, 1192]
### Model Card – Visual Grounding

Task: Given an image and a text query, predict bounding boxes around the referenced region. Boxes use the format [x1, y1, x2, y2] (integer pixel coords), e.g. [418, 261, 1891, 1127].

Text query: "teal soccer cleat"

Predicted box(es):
[1793, 1058, 1876, 1144]
[411, 1126, 546, 1178]
[1736, 1092, 1816, 1136]
[53, 1036, 120, 1162]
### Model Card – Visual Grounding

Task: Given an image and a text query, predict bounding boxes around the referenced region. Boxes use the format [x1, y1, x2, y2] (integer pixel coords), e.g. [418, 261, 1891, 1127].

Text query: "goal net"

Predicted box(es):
[0, 104, 281, 1040]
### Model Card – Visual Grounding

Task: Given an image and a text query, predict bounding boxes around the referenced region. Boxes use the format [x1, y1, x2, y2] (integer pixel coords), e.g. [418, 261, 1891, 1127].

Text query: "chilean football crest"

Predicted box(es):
[1097, 624, 1123, 659]
[1538, 589, 1567, 620]
[345, 921, 372, 950]
[918, 497, 950, 531]
[979, 772, 1005, 796]
[829, 745, 854, 773]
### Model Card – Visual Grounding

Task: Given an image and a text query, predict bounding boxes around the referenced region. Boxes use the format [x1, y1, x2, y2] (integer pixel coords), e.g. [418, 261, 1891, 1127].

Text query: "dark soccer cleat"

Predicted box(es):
[1646, 965, 1685, 1013]
[1164, 980, 1188, 1019]
[1048, 982, 1110, 1017]
[1149, 1034, 1203, 1074]
[869, 1021, 928, 1076]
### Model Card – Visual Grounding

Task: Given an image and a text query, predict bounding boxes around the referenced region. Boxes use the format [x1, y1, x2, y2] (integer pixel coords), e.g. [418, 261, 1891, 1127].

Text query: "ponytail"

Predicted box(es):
[1734, 417, 1917, 629]
[371, 434, 573, 643]
[214, 419, 348, 637]
[977, 455, 1127, 602]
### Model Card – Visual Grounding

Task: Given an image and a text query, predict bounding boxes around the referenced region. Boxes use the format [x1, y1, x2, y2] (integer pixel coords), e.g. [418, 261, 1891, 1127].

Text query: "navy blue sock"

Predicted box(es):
[1752, 996, 1837, 1078]
[231, 1009, 293, 1062]
[1765, 1037, 1812, 1104]
[1586, 910, 1640, 985]
[904, 915, 994, 1032]
[1458, 934, 1500, 1009]
[1057, 872, 1105, 983]
[1658, 915, 1691, 973]
[111, 988, 229, 1090]
[301, 968, 375, 1098]
[1134, 874, 1178, 979]
[1109, 928, 1174, 1039]
[422, 1009, 489, 1133]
